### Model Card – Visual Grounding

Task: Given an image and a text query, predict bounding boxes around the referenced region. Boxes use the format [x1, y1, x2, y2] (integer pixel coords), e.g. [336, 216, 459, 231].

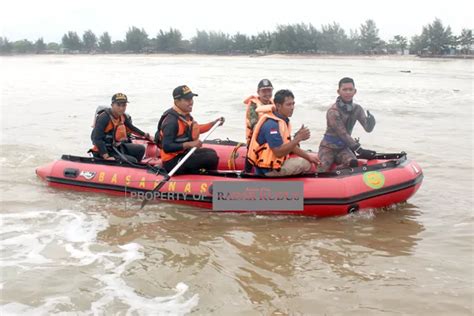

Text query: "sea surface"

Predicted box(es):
[0, 54, 473, 315]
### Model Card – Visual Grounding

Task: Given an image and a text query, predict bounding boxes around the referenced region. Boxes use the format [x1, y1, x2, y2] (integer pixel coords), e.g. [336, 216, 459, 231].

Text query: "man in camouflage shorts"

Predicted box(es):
[318, 77, 377, 172]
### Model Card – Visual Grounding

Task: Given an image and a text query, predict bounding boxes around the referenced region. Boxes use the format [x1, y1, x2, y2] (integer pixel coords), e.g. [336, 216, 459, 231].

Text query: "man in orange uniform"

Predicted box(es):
[91, 93, 152, 163]
[247, 89, 320, 177]
[155, 85, 224, 174]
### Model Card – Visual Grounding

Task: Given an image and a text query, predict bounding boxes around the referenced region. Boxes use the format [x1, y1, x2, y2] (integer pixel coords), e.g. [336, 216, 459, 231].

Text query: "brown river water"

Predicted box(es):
[0, 55, 473, 315]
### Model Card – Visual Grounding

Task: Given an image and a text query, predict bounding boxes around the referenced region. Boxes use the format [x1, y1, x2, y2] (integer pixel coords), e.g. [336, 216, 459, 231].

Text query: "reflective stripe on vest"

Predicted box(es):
[247, 112, 291, 171]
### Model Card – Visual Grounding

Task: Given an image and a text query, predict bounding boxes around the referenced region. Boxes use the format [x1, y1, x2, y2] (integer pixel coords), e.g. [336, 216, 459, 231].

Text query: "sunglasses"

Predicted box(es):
[115, 102, 127, 107]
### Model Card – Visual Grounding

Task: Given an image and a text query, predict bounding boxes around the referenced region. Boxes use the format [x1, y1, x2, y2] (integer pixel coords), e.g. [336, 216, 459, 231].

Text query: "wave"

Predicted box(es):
[0, 209, 199, 315]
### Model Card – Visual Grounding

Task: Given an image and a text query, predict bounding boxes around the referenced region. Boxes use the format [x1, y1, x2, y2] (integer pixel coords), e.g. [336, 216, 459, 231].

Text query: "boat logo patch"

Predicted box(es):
[363, 171, 385, 189]
[79, 171, 96, 180]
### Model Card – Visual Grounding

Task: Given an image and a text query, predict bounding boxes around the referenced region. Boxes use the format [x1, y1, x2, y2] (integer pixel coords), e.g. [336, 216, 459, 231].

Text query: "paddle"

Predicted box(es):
[139, 118, 224, 209]
[130, 134, 155, 143]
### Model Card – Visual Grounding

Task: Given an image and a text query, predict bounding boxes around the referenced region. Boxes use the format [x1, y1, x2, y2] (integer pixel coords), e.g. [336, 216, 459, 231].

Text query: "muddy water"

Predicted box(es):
[0, 55, 472, 315]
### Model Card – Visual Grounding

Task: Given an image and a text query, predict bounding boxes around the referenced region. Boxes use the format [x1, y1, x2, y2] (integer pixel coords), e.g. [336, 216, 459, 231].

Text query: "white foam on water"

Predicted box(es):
[226, 230, 255, 246]
[1, 297, 75, 316]
[336, 208, 376, 222]
[0, 209, 199, 315]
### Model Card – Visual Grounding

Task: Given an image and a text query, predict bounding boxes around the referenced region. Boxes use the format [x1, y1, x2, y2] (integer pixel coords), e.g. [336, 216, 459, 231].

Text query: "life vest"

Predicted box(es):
[155, 108, 200, 162]
[90, 107, 131, 153]
[247, 112, 292, 171]
[243, 96, 274, 145]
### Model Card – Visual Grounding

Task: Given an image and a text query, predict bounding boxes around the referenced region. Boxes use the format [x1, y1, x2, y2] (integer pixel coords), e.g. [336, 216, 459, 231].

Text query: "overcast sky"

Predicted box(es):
[1, 0, 473, 43]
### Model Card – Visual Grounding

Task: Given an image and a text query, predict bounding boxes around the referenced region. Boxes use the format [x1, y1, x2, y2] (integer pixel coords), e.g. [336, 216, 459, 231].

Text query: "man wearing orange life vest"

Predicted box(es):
[155, 85, 224, 174]
[247, 89, 320, 177]
[243, 79, 275, 146]
[91, 93, 152, 163]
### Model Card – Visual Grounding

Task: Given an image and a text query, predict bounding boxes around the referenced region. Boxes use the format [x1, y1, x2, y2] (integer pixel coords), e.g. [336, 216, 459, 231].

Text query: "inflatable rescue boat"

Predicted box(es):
[35, 139, 423, 217]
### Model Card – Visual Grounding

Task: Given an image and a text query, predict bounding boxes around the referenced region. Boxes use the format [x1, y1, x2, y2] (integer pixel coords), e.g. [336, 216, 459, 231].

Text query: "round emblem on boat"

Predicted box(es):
[363, 171, 385, 189]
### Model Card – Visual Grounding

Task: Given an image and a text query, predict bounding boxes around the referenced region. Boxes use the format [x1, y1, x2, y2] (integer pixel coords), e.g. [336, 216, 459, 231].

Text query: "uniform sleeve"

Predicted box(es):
[355, 104, 376, 132]
[327, 109, 358, 148]
[261, 120, 284, 148]
[248, 103, 259, 130]
[91, 113, 110, 156]
[198, 121, 213, 133]
[161, 117, 184, 153]
[124, 115, 146, 136]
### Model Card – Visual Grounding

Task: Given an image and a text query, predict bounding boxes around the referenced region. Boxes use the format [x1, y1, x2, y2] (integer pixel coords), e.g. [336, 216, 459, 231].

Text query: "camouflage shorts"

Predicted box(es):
[317, 145, 356, 172]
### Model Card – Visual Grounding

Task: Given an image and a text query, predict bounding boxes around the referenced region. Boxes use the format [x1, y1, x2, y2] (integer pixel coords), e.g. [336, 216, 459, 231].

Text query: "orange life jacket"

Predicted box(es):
[243, 96, 274, 145]
[109, 115, 128, 142]
[90, 109, 131, 153]
[247, 112, 292, 171]
[156, 108, 201, 162]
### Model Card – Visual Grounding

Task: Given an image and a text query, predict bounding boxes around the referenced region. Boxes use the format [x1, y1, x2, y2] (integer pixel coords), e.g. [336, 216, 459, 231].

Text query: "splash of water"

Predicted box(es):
[0, 209, 199, 315]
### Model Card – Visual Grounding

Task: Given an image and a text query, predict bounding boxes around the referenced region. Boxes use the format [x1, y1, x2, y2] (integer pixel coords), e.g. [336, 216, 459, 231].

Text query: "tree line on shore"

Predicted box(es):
[1, 19, 472, 56]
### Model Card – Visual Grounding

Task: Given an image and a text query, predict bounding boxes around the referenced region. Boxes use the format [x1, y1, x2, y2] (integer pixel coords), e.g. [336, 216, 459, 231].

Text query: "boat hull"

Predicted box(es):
[36, 142, 423, 217]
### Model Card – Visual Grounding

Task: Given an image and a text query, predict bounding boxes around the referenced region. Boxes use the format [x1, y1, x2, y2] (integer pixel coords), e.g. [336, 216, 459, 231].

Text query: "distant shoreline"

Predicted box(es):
[1, 53, 472, 60]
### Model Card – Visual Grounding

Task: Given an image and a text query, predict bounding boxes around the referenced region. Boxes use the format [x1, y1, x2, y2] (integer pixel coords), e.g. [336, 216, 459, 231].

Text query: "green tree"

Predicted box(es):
[359, 19, 381, 52]
[34, 38, 47, 53]
[250, 31, 272, 53]
[387, 35, 408, 54]
[320, 22, 348, 54]
[12, 39, 34, 53]
[111, 40, 127, 53]
[409, 34, 425, 54]
[82, 30, 97, 52]
[270, 23, 319, 53]
[125, 26, 149, 52]
[422, 19, 453, 55]
[47, 42, 60, 52]
[190, 31, 232, 53]
[180, 39, 192, 52]
[0, 37, 13, 54]
[457, 28, 472, 54]
[340, 29, 360, 54]
[98, 32, 112, 52]
[62, 31, 82, 51]
[231, 33, 251, 53]
[191, 30, 211, 53]
[270, 24, 295, 52]
[294, 23, 319, 52]
[394, 35, 407, 51]
[156, 28, 184, 52]
[208, 31, 231, 53]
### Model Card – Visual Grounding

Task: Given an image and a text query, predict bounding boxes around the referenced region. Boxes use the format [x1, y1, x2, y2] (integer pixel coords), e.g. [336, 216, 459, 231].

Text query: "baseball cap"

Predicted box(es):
[111, 93, 129, 103]
[258, 79, 273, 90]
[173, 85, 198, 99]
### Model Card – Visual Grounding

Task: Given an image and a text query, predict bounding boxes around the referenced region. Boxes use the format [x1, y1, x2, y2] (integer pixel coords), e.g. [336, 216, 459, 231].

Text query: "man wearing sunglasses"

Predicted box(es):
[90, 93, 152, 163]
